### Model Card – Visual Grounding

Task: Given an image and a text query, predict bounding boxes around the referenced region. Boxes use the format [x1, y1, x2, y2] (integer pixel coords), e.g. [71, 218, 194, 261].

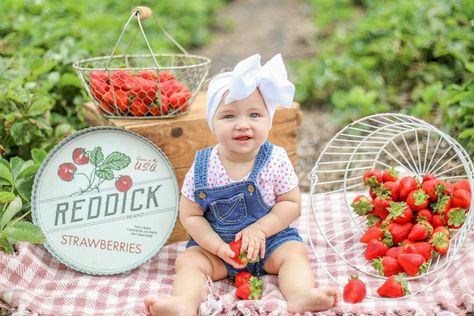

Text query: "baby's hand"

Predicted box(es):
[216, 243, 247, 269]
[235, 223, 266, 261]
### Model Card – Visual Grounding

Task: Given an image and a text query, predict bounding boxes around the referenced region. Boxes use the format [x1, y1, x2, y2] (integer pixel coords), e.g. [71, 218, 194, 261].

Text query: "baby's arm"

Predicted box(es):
[235, 186, 301, 261]
[257, 186, 301, 237]
[179, 195, 245, 268]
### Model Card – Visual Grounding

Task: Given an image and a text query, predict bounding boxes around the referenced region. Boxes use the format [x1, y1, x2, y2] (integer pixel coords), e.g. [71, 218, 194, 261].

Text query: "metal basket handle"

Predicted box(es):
[104, 6, 189, 70]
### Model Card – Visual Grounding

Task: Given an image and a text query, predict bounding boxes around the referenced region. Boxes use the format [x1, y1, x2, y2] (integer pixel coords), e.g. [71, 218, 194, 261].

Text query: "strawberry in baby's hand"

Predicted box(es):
[235, 275, 263, 300]
[343, 275, 366, 303]
[228, 240, 260, 265]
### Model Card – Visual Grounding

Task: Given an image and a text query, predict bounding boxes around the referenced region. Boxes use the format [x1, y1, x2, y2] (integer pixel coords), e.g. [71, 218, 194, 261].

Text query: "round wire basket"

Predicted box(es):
[73, 6, 211, 119]
[308, 113, 473, 299]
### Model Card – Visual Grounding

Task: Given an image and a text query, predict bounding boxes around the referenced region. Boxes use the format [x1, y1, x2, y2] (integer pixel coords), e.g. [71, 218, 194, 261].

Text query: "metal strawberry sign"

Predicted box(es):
[32, 127, 179, 275]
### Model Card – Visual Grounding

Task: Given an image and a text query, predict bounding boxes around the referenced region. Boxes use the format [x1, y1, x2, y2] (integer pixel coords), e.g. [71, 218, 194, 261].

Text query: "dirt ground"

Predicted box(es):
[191, 0, 339, 192]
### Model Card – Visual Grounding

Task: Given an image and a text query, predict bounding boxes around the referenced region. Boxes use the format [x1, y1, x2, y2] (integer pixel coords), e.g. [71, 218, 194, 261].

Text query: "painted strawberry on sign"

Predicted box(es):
[57, 146, 132, 196]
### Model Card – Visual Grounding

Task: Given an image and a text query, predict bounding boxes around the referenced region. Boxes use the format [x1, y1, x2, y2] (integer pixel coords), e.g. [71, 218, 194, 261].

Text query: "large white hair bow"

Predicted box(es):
[206, 54, 295, 132]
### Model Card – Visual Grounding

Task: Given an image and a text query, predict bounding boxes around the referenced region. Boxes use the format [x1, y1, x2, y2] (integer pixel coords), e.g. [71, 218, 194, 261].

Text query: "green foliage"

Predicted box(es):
[295, 0, 474, 153]
[0, 149, 47, 254]
[0, 0, 223, 252]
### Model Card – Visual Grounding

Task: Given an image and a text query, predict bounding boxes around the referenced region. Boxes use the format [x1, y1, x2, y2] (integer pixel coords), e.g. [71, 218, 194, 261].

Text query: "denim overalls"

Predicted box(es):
[186, 141, 302, 277]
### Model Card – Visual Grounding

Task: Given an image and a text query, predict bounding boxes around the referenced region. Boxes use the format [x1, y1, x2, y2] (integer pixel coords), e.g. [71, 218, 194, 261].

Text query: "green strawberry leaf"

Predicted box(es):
[96, 168, 114, 180]
[90, 147, 104, 166]
[2, 221, 45, 244]
[101, 152, 131, 171]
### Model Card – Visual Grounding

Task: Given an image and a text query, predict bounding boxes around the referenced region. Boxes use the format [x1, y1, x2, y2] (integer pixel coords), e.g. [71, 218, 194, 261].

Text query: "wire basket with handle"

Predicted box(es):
[308, 113, 473, 299]
[73, 6, 211, 119]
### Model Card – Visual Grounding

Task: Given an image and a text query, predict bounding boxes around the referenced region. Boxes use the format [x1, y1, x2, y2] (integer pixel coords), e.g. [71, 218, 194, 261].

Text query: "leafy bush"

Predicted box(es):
[294, 0, 474, 155]
[0, 0, 224, 253]
[0, 149, 47, 253]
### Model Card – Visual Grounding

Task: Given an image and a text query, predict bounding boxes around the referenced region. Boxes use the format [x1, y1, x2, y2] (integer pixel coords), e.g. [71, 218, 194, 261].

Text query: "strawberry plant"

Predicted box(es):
[295, 0, 474, 154]
[0, 149, 47, 254]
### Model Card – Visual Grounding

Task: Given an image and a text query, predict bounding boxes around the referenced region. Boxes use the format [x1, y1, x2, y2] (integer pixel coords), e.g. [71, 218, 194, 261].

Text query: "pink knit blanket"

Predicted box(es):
[1, 193, 473, 315]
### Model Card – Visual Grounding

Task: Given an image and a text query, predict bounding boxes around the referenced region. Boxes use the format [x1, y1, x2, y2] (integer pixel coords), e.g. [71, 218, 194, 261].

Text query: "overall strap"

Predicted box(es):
[248, 141, 273, 181]
[194, 147, 212, 189]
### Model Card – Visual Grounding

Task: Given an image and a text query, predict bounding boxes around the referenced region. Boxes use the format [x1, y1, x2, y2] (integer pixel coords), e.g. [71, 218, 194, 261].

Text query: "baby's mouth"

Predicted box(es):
[235, 136, 251, 141]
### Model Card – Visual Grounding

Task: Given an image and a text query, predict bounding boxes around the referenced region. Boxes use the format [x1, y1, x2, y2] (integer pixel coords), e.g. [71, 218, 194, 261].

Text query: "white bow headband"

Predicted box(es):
[206, 53, 295, 132]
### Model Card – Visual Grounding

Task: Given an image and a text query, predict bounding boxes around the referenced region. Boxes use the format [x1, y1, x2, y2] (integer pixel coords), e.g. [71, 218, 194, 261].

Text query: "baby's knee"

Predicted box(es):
[175, 248, 213, 274]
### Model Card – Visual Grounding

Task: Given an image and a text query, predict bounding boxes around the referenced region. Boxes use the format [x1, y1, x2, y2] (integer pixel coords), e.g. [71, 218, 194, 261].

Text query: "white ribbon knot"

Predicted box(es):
[206, 53, 295, 132]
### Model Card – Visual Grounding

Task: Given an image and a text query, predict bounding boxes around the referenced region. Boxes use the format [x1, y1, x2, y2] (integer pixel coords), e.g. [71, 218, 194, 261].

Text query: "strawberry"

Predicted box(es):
[386, 246, 405, 259]
[407, 221, 433, 242]
[422, 174, 436, 183]
[89, 70, 110, 100]
[351, 195, 374, 216]
[103, 89, 130, 113]
[421, 179, 444, 201]
[431, 214, 445, 228]
[382, 168, 399, 183]
[399, 176, 419, 201]
[452, 189, 471, 210]
[158, 70, 175, 83]
[429, 231, 450, 254]
[160, 79, 187, 97]
[170, 91, 192, 111]
[363, 169, 383, 188]
[374, 181, 399, 201]
[234, 271, 252, 288]
[404, 242, 433, 261]
[228, 240, 260, 265]
[387, 201, 412, 224]
[115, 175, 133, 192]
[137, 70, 159, 81]
[397, 253, 427, 276]
[442, 181, 455, 196]
[235, 276, 263, 300]
[406, 189, 430, 211]
[360, 226, 384, 243]
[129, 98, 148, 116]
[416, 209, 433, 224]
[132, 77, 158, 105]
[433, 226, 450, 237]
[369, 188, 377, 200]
[372, 197, 390, 219]
[443, 207, 467, 229]
[72, 147, 89, 165]
[364, 239, 389, 260]
[57, 163, 77, 182]
[377, 275, 409, 298]
[149, 94, 170, 116]
[454, 179, 471, 193]
[372, 256, 401, 276]
[384, 222, 413, 246]
[431, 195, 452, 215]
[110, 70, 135, 90]
[343, 275, 366, 303]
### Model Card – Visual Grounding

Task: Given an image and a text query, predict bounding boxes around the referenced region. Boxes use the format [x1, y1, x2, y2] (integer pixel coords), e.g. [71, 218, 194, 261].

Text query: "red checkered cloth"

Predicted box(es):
[1, 193, 473, 315]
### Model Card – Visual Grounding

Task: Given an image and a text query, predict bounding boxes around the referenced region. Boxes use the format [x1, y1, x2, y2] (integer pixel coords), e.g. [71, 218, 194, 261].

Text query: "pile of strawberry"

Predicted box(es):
[228, 240, 264, 300]
[343, 168, 471, 302]
[88, 69, 192, 117]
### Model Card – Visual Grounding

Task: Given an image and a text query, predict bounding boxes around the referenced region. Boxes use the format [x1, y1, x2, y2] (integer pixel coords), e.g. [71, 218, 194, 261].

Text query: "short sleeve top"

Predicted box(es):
[181, 145, 299, 207]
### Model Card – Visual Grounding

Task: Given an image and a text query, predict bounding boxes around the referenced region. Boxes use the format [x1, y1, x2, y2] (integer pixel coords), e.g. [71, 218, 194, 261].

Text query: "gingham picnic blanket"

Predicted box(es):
[1, 193, 473, 316]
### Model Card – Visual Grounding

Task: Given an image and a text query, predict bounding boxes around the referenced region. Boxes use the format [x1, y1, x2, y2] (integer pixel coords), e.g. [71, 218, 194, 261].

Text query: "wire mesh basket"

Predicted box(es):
[73, 6, 211, 119]
[308, 113, 473, 299]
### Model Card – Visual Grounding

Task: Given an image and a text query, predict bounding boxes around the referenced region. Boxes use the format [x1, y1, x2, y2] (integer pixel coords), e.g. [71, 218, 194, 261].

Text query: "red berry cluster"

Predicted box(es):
[89, 70, 192, 117]
[343, 169, 471, 302]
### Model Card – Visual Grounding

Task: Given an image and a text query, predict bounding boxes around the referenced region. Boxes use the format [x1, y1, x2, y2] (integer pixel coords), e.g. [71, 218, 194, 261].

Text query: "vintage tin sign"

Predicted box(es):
[32, 127, 179, 275]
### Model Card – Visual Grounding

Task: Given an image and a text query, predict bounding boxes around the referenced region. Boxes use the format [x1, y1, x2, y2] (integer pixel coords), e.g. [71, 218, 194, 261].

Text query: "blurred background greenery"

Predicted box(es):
[0, 0, 472, 252]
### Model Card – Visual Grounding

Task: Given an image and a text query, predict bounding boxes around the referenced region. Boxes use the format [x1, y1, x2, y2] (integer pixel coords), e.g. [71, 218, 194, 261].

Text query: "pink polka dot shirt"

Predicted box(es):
[181, 145, 299, 207]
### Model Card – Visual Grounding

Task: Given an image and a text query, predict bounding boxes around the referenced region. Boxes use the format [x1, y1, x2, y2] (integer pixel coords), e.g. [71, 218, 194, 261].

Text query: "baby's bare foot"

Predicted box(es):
[144, 296, 197, 316]
[287, 287, 339, 313]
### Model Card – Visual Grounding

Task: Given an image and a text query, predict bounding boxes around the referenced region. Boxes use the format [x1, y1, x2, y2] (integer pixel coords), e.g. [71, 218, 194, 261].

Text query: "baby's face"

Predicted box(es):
[212, 89, 270, 158]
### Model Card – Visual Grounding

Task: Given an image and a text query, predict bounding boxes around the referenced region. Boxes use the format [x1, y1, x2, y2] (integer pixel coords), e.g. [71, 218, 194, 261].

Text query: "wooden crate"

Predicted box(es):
[83, 91, 302, 244]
